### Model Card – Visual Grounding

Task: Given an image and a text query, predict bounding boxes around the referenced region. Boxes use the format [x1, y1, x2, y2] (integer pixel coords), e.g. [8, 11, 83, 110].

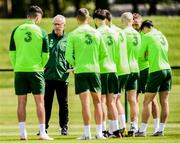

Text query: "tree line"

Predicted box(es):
[1, 0, 179, 18]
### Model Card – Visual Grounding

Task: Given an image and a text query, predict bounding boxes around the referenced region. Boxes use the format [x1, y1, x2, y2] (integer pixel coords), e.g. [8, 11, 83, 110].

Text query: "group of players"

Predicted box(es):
[9, 5, 172, 140]
[65, 8, 172, 140]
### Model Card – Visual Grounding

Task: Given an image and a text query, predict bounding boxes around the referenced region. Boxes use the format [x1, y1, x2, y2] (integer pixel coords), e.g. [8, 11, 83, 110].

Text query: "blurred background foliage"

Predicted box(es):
[0, 0, 180, 18]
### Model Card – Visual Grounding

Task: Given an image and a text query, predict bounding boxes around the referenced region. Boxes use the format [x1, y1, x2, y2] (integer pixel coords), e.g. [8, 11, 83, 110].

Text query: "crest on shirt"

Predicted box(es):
[49, 39, 53, 48]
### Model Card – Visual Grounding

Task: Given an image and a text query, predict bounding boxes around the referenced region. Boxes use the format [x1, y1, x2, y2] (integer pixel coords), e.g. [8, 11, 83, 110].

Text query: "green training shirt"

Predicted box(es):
[139, 28, 171, 73]
[111, 24, 130, 75]
[138, 32, 149, 71]
[9, 20, 49, 72]
[44, 32, 69, 82]
[124, 26, 141, 73]
[97, 25, 118, 73]
[65, 24, 107, 74]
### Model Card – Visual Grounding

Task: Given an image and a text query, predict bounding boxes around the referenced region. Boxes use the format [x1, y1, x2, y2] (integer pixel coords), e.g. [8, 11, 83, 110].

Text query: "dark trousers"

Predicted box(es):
[44, 80, 68, 129]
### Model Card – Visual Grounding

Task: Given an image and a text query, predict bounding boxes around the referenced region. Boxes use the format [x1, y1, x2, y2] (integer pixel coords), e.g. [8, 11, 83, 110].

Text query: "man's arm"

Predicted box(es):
[9, 28, 18, 68]
[65, 33, 75, 66]
[42, 30, 49, 67]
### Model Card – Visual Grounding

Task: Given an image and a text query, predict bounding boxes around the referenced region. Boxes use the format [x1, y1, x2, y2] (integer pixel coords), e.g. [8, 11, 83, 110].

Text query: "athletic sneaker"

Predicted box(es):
[135, 131, 146, 137]
[152, 131, 164, 136]
[102, 130, 109, 138]
[37, 130, 47, 136]
[20, 133, 27, 140]
[120, 128, 128, 137]
[77, 135, 92, 140]
[95, 134, 106, 139]
[20, 130, 27, 140]
[109, 130, 122, 138]
[61, 127, 68, 135]
[39, 133, 54, 140]
[128, 124, 137, 137]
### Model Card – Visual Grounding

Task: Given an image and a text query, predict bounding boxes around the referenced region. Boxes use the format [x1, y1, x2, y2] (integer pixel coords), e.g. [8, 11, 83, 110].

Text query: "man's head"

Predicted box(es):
[132, 13, 142, 31]
[140, 20, 153, 33]
[93, 9, 106, 28]
[53, 15, 66, 37]
[76, 8, 90, 24]
[27, 5, 43, 24]
[121, 12, 133, 28]
[104, 9, 112, 26]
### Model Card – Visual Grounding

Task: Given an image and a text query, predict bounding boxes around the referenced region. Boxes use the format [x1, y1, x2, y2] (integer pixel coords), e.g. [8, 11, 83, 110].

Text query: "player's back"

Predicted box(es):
[145, 28, 170, 72]
[97, 25, 118, 73]
[67, 24, 106, 73]
[13, 20, 46, 71]
[124, 26, 141, 73]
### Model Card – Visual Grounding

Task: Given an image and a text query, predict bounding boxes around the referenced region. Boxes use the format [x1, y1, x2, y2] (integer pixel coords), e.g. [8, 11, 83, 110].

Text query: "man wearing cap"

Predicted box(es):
[132, 13, 160, 134]
[136, 20, 172, 136]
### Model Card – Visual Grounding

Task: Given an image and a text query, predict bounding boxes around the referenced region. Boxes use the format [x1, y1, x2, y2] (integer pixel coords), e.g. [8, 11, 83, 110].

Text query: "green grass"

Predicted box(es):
[0, 17, 180, 143]
[0, 74, 180, 143]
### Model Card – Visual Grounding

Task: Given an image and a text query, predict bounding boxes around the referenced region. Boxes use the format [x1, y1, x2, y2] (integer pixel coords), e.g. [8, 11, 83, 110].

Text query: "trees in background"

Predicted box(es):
[0, 0, 179, 18]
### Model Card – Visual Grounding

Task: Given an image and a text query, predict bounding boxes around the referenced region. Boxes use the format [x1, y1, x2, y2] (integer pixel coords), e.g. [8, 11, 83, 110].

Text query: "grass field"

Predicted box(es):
[0, 17, 180, 143]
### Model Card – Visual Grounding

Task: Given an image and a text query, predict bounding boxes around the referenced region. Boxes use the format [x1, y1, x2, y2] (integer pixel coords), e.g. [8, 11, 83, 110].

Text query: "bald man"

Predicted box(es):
[44, 15, 70, 135]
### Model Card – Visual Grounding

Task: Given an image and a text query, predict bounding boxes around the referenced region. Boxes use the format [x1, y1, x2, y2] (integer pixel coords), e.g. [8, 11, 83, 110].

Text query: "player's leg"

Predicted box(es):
[44, 80, 55, 130]
[75, 73, 92, 139]
[151, 97, 160, 134]
[31, 72, 53, 140]
[126, 73, 139, 134]
[17, 95, 27, 140]
[15, 72, 28, 140]
[56, 81, 69, 135]
[101, 95, 107, 135]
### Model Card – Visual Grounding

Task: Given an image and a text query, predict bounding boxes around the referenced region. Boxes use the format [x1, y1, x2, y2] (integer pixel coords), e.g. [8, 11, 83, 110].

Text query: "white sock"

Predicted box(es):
[39, 124, 46, 136]
[84, 125, 91, 137]
[96, 124, 103, 136]
[139, 123, 148, 132]
[102, 121, 106, 131]
[19, 122, 27, 136]
[118, 114, 126, 129]
[159, 123, 165, 132]
[130, 121, 138, 131]
[154, 118, 160, 133]
[109, 120, 113, 134]
[134, 121, 138, 131]
[112, 120, 119, 132]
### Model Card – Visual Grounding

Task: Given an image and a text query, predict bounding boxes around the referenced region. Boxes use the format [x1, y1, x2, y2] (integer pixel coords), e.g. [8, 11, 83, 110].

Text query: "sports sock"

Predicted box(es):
[84, 125, 91, 137]
[139, 123, 148, 132]
[96, 124, 103, 136]
[19, 122, 27, 137]
[102, 121, 106, 131]
[118, 114, 126, 129]
[112, 120, 119, 132]
[153, 118, 160, 133]
[39, 124, 46, 136]
[109, 120, 113, 134]
[159, 123, 165, 132]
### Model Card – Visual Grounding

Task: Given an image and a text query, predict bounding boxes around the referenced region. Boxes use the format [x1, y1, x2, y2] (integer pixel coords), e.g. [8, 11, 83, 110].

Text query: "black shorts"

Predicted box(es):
[125, 73, 139, 91]
[75, 73, 101, 94]
[100, 73, 118, 95]
[145, 69, 172, 93]
[137, 68, 149, 94]
[118, 74, 129, 94]
[15, 72, 45, 95]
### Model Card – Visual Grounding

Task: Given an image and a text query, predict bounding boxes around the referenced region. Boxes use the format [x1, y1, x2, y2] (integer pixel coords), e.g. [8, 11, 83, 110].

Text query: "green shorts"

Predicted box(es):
[137, 68, 149, 94]
[118, 74, 129, 94]
[101, 73, 118, 95]
[15, 72, 45, 95]
[125, 73, 139, 91]
[75, 73, 101, 94]
[145, 69, 172, 93]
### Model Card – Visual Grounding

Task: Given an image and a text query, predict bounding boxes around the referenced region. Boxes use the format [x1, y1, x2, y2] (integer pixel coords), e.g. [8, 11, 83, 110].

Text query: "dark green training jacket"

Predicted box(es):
[44, 31, 69, 82]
